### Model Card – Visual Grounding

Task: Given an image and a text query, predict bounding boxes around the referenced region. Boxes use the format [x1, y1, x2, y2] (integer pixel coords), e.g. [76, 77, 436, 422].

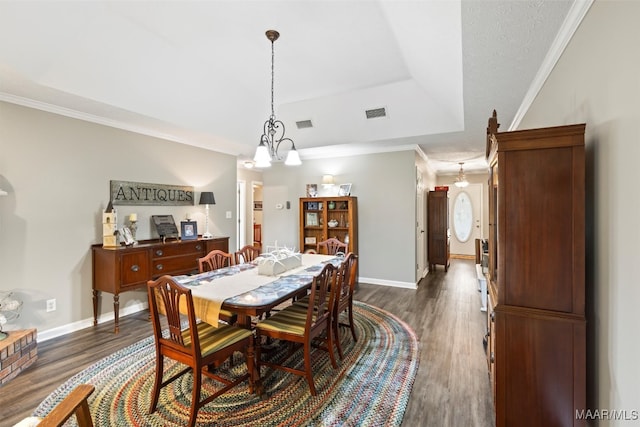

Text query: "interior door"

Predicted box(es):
[449, 183, 483, 256]
[416, 184, 427, 280]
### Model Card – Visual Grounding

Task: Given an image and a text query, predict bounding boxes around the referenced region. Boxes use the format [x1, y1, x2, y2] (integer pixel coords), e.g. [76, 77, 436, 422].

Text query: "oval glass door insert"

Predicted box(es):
[453, 191, 473, 243]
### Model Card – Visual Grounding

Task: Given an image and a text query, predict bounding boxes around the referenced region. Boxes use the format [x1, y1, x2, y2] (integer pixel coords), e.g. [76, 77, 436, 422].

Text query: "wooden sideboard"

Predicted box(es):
[92, 237, 229, 333]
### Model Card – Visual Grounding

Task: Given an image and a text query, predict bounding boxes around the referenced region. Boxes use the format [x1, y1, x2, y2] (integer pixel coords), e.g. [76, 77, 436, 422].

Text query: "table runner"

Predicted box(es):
[178, 253, 334, 326]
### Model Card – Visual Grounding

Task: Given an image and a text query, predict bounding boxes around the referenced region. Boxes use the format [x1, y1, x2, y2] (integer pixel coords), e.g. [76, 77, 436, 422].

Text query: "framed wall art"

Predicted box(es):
[306, 184, 318, 197]
[338, 183, 352, 196]
[306, 212, 319, 227]
[120, 227, 135, 246]
[180, 220, 198, 240]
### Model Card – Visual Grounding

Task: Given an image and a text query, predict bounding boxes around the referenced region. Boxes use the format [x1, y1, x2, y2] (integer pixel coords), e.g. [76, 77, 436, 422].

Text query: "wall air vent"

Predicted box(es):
[296, 119, 313, 129]
[365, 107, 387, 119]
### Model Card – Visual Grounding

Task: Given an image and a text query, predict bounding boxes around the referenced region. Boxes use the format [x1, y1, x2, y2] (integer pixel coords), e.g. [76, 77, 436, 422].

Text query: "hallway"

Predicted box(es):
[355, 259, 495, 426]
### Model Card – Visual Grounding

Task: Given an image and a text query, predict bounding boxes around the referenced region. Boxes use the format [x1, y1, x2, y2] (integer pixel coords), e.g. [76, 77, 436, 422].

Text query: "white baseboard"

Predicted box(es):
[359, 276, 417, 290]
[37, 302, 149, 342]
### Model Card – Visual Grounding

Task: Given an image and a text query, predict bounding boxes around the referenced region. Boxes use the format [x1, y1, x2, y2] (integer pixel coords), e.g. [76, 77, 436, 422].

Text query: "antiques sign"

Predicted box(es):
[110, 180, 195, 206]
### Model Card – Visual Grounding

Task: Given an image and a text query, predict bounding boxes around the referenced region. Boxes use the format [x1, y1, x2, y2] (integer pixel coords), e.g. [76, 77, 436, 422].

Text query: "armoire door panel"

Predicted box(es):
[502, 147, 574, 312]
[496, 309, 586, 427]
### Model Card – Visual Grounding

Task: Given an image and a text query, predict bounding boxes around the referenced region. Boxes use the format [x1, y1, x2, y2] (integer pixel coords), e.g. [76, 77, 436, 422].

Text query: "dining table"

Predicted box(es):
[172, 252, 342, 393]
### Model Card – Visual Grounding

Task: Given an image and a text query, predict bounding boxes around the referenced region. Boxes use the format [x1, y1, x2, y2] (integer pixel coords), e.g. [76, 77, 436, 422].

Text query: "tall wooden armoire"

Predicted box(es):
[427, 190, 450, 271]
[485, 110, 586, 426]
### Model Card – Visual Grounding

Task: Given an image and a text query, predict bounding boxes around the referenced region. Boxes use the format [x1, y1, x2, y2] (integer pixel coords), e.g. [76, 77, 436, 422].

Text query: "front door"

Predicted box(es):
[449, 183, 483, 256]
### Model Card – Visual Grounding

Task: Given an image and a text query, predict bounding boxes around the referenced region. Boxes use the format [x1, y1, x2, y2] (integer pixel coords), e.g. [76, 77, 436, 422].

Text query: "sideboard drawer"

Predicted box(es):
[152, 241, 205, 258]
[120, 251, 150, 288]
[152, 254, 201, 276]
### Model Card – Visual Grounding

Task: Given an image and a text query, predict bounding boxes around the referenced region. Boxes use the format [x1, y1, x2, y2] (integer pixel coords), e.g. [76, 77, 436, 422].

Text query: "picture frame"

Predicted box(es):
[306, 212, 319, 227]
[120, 227, 135, 246]
[306, 201, 318, 210]
[305, 236, 317, 245]
[180, 220, 198, 240]
[253, 201, 262, 210]
[338, 183, 352, 196]
[306, 184, 318, 197]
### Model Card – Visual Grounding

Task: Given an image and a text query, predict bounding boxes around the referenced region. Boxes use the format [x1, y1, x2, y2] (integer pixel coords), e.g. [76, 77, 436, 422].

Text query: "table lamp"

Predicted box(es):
[199, 191, 215, 239]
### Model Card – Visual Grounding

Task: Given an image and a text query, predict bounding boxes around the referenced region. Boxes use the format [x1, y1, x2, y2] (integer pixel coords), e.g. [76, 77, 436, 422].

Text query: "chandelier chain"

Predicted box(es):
[270, 36, 275, 120]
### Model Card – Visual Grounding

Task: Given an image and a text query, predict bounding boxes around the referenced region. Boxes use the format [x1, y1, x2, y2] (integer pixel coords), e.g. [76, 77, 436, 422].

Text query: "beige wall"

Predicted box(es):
[518, 1, 640, 422]
[0, 102, 238, 339]
[260, 150, 420, 287]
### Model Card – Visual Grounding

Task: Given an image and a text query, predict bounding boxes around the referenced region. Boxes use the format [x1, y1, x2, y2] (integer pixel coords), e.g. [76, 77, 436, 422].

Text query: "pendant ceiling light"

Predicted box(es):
[253, 30, 301, 168]
[454, 162, 469, 188]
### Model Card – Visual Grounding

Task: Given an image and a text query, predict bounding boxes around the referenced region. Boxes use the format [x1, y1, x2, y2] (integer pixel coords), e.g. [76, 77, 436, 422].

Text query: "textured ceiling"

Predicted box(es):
[0, 0, 576, 174]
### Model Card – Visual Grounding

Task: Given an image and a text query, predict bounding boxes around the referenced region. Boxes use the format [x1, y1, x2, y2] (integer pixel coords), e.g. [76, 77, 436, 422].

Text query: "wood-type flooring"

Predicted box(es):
[2, 259, 495, 426]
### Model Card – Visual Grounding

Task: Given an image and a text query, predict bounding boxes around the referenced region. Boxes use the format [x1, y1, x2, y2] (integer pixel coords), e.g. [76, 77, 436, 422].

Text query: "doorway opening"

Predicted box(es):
[252, 182, 263, 248]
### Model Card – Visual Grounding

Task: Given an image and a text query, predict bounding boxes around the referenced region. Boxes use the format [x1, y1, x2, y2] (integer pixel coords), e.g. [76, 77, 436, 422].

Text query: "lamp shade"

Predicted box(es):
[253, 143, 272, 168]
[199, 192, 216, 205]
[322, 175, 335, 186]
[284, 148, 302, 166]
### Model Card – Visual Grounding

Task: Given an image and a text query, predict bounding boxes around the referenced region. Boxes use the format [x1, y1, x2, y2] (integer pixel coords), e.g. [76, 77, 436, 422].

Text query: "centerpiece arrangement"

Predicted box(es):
[256, 245, 302, 276]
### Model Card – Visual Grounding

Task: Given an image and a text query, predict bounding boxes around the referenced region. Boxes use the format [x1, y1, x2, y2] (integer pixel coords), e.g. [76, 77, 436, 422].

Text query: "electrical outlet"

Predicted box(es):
[46, 299, 56, 312]
[226, 211, 232, 219]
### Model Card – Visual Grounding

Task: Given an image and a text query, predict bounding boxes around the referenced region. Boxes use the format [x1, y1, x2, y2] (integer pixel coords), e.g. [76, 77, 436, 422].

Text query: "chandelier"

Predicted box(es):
[253, 30, 301, 168]
[454, 162, 469, 188]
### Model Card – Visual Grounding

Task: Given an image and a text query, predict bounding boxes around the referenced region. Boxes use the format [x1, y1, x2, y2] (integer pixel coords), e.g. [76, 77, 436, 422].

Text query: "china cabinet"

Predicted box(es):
[299, 197, 357, 255]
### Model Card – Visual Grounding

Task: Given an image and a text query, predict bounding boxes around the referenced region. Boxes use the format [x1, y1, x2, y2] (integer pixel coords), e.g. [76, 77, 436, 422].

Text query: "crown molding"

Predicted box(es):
[0, 92, 241, 156]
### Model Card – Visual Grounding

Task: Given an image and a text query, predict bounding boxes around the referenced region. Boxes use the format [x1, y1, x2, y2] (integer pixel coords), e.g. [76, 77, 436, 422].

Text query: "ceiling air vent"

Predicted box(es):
[365, 107, 387, 119]
[296, 119, 313, 129]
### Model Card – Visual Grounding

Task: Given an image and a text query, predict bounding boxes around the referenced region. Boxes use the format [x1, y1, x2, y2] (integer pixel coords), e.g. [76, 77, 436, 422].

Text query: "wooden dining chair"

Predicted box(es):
[331, 252, 359, 359]
[255, 263, 338, 396]
[196, 249, 237, 325]
[316, 238, 347, 255]
[198, 249, 234, 272]
[291, 253, 358, 360]
[147, 275, 253, 427]
[234, 245, 261, 265]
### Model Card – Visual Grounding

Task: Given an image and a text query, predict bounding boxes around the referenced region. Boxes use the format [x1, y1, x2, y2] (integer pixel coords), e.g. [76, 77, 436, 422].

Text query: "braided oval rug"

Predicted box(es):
[34, 302, 419, 426]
